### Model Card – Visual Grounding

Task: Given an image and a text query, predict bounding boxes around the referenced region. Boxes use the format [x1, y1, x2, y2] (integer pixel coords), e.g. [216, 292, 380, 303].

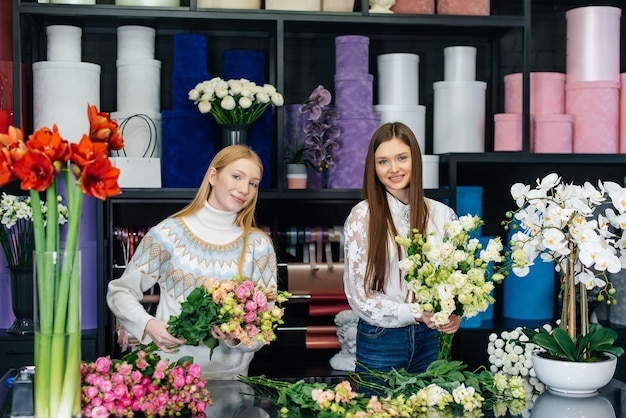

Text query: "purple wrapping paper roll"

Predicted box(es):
[335, 35, 370, 75]
[335, 73, 374, 111]
[173, 34, 209, 78]
[330, 111, 380, 189]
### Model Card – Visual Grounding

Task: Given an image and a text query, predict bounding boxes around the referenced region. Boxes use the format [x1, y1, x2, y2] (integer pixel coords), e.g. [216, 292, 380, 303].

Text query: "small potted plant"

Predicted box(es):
[284, 85, 340, 189]
[502, 173, 625, 395]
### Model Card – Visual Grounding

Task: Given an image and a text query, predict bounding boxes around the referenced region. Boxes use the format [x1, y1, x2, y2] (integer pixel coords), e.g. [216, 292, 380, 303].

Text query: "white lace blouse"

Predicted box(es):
[342, 193, 456, 328]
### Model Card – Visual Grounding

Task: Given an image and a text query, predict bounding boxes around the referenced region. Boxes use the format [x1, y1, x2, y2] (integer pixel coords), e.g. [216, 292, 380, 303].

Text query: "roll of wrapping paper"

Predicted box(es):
[309, 294, 350, 317]
[305, 326, 340, 349]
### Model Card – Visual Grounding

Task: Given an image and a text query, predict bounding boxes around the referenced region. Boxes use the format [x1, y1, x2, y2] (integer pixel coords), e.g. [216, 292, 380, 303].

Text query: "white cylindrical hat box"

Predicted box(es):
[116, 0, 180, 5]
[373, 104, 426, 151]
[566, 6, 622, 83]
[117, 25, 156, 61]
[377, 53, 419, 105]
[46, 25, 82, 62]
[422, 155, 439, 189]
[444, 46, 476, 81]
[110, 111, 162, 158]
[33, 61, 101, 143]
[433, 80, 486, 154]
[116, 59, 161, 113]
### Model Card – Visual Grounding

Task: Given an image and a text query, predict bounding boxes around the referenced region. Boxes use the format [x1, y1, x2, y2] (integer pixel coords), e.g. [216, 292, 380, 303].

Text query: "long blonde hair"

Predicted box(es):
[361, 122, 429, 294]
[172, 145, 264, 276]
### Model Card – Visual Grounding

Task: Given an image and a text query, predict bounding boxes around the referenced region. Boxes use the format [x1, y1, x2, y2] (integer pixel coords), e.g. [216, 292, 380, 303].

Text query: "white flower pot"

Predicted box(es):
[531, 351, 617, 396]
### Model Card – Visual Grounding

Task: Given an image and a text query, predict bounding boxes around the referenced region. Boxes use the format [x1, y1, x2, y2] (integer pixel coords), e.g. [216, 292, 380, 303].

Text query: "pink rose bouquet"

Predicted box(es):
[81, 351, 211, 417]
[132, 275, 290, 359]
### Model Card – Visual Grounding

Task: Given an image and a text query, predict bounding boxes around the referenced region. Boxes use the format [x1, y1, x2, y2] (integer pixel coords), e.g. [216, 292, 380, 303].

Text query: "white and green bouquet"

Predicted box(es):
[0, 192, 68, 267]
[396, 214, 506, 359]
[188, 77, 284, 125]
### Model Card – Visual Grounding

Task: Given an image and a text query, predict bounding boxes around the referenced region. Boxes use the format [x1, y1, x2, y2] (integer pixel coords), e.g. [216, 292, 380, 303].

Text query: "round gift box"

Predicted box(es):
[433, 80, 486, 154]
[197, 0, 260, 8]
[116, 59, 162, 113]
[437, 0, 489, 16]
[110, 111, 162, 158]
[392, 0, 434, 14]
[46, 25, 82, 62]
[621, 73, 626, 153]
[117, 25, 156, 61]
[322, 0, 354, 12]
[373, 104, 426, 152]
[335, 73, 374, 112]
[566, 6, 622, 83]
[504, 72, 566, 115]
[566, 80, 619, 154]
[377, 53, 420, 105]
[422, 155, 439, 189]
[335, 35, 369, 75]
[532, 114, 573, 154]
[493, 113, 522, 152]
[32, 61, 101, 143]
[116, 0, 180, 5]
[50, 0, 96, 4]
[444, 46, 476, 82]
[265, 0, 320, 11]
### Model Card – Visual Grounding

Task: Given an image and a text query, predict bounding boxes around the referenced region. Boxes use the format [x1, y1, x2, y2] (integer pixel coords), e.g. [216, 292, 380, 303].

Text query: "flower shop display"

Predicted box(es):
[0, 193, 68, 334]
[0, 104, 124, 417]
[240, 359, 529, 417]
[284, 85, 341, 189]
[131, 275, 290, 359]
[81, 352, 211, 417]
[396, 214, 505, 359]
[502, 173, 626, 393]
[188, 77, 284, 147]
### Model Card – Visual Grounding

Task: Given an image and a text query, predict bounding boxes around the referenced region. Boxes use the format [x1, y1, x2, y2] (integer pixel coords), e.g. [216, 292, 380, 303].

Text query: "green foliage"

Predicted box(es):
[521, 323, 625, 362]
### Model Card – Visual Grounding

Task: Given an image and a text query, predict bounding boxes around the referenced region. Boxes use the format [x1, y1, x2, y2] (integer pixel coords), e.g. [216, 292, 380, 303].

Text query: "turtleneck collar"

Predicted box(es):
[197, 201, 238, 229]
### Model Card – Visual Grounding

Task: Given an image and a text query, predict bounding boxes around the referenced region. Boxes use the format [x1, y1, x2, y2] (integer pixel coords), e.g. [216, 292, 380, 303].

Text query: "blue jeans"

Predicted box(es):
[354, 319, 438, 395]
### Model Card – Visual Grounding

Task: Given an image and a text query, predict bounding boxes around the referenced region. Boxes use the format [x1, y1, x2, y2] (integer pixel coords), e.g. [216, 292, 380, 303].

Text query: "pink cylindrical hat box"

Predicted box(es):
[504, 72, 566, 115]
[566, 6, 621, 83]
[392, 0, 434, 14]
[620, 73, 626, 153]
[533, 114, 574, 154]
[335, 35, 369, 75]
[494, 113, 522, 151]
[437, 0, 489, 16]
[566, 80, 620, 153]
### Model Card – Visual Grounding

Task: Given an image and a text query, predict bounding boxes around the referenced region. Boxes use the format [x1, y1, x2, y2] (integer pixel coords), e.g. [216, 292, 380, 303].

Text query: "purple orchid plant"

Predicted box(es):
[286, 85, 340, 171]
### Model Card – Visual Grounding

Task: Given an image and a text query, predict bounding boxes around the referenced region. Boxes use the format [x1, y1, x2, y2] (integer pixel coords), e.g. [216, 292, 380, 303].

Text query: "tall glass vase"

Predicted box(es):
[219, 123, 249, 148]
[33, 250, 81, 418]
[7, 266, 34, 335]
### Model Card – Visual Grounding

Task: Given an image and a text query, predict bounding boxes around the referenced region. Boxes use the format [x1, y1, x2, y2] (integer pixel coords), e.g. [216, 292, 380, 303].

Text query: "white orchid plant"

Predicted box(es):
[188, 77, 284, 125]
[503, 173, 626, 361]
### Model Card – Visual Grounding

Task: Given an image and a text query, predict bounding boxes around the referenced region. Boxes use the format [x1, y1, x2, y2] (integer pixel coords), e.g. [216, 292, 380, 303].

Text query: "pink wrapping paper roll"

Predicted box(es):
[533, 114, 574, 154]
[620, 73, 626, 153]
[392, 0, 434, 14]
[494, 113, 522, 151]
[566, 6, 622, 83]
[566, 80, 619, 153]
[437, 0, 489, 16]
[504, 72, 566, 115]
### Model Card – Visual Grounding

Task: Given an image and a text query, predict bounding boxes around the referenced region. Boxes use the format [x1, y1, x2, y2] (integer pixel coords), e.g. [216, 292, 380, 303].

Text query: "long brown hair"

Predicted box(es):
[172, 145, 264, 276]
[361, 122, 429, 294]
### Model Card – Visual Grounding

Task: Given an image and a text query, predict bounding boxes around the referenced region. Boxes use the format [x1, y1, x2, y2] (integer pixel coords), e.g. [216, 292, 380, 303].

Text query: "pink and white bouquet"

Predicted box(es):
[81, 352, 211, 417]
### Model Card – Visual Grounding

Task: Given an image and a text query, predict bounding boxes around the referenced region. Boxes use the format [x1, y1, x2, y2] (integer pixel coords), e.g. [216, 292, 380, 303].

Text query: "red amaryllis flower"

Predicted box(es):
[0, 125, 28, 166]
[80, 155, 121, 200]
[0, 151, 14, 187]
[12, 150, 55, 192]
[87, 104, 125, 151]
[70, 134, 108, 172]
[26, 125, 70, 171]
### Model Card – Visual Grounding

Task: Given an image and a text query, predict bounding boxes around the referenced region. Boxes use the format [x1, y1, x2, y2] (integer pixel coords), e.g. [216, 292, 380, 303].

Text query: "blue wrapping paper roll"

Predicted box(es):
[161, 109, 217, 188]
[221, 49, 271, 188]
[173, 34, 209, 78]
[172, 71, 211, 112]
[456, 186, 483, 236]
